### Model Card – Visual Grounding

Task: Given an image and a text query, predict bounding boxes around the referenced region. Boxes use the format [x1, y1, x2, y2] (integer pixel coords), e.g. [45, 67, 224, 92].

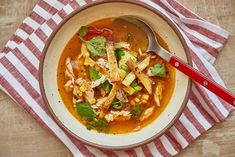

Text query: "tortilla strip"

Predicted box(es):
[126, 59, 152, 94]
[122, 55, 150, 86]
[102, 83, 119, 111]
[106, 43, 120, 82]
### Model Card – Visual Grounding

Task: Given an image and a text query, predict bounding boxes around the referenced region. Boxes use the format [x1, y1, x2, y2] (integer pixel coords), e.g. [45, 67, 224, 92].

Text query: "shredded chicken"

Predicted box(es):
[105, 110, 131, 122]
[92, 97, 108, 109]
[64, 80, 74, 92]
[91, 75, 107, 88]
[65, 58, 75, 81]
[154, 82, 163, 106]
[139, 106, 155, 121]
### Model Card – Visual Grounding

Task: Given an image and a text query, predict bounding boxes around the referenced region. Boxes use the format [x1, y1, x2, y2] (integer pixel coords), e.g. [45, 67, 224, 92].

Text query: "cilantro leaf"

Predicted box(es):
[86, 36, 106, 57]
[76, 102, 96, 121]
[131, 105, 144, 120]
[86, 119, 109, 133]
[89, 67, 101, 81]
[115, 49, 125, 61]
[149, 63, 166, 77]
[78, 26, 88, 37]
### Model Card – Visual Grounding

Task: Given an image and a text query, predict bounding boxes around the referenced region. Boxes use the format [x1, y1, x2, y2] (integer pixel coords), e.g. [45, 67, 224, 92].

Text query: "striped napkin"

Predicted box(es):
[0, 0, 234, 156]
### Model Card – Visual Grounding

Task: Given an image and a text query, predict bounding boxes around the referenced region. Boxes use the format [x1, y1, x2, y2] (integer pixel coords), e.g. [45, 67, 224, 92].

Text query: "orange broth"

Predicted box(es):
[57, 18, 175, 134]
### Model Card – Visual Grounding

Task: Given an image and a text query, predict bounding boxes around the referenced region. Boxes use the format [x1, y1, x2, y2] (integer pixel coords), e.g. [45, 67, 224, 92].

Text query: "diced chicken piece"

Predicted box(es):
[105, 110, 131, 122]
[106, 43, 120, 81]
[116, 89, 128, 103]
[64, 80, 74, 92]
[139, 106, 155, 121]
[126, 59, 152, 94]
[154, 82, 163, 106]
[104, 113, 114, 122]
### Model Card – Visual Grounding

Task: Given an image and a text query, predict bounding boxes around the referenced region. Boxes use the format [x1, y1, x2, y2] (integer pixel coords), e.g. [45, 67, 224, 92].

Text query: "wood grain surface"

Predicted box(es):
[0, 0, 234, 156]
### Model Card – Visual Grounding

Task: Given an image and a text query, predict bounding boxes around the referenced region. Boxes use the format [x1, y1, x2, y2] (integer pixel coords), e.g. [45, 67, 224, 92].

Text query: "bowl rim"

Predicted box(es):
[39, 0, 192, 150]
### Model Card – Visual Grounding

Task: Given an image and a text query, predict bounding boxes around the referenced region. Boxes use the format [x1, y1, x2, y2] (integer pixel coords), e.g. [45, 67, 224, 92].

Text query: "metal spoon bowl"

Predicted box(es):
[119, 16, 235, 106]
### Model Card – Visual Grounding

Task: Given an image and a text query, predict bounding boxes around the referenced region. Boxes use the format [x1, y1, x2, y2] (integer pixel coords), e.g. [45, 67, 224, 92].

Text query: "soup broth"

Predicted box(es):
[57, 18, 175, 134]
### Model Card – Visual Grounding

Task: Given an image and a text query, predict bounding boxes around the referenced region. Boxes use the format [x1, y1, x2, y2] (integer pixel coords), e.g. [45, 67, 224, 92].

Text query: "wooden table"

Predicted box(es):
[0, 0, 234, 156]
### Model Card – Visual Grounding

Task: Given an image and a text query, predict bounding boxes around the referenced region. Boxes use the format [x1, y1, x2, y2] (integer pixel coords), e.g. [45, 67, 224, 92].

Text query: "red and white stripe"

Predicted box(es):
[0, 0, 233, 156]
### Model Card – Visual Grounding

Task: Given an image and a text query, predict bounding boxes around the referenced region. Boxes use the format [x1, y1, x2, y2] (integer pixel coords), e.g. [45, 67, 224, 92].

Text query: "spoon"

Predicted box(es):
[120, 16, 235, 106]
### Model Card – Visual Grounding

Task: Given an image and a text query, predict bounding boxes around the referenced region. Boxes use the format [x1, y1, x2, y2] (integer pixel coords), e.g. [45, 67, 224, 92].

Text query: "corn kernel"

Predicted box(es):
[77, 90, 83, 96]
[130, 100, 136, 106]
[142, 94, 149, 100]
[79, 85, 87, 92]
[90, 98, 96, 104]
[142, 100, 147, 104]
[134, 97, 140, 103]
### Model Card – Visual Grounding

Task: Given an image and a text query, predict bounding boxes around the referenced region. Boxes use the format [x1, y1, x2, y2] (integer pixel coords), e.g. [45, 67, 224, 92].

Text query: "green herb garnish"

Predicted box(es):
[130, 80, 143, 92]
[131, 105, 144, 120]
[111, 98, 123, 110]
[116, 50, 136, 72]
[115, 49, 125, 61]
[78, 26, 88, 37]
[86, 119, 109, 133]
[86, 36, 106, 57]
[149, 63, 166, 77]
[76, 102, 96, 121]
[99, 81, 112, 93]
[89, 67, 101, 81]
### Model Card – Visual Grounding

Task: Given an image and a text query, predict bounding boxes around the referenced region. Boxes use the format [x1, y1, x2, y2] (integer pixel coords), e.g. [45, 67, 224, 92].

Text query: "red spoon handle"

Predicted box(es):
[169, 56, 235, 106]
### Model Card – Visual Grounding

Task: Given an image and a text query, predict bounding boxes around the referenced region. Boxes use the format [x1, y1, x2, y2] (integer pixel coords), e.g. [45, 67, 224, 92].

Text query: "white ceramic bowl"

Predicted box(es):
[39, 0, 192, 149]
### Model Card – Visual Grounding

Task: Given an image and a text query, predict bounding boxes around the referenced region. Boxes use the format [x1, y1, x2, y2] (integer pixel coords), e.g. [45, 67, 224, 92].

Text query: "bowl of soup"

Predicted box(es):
[39, 0, 192, 149]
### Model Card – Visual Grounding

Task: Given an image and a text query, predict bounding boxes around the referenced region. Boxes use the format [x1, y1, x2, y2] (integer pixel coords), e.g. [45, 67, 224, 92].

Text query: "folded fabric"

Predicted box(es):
[0, 0, 233, 156]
